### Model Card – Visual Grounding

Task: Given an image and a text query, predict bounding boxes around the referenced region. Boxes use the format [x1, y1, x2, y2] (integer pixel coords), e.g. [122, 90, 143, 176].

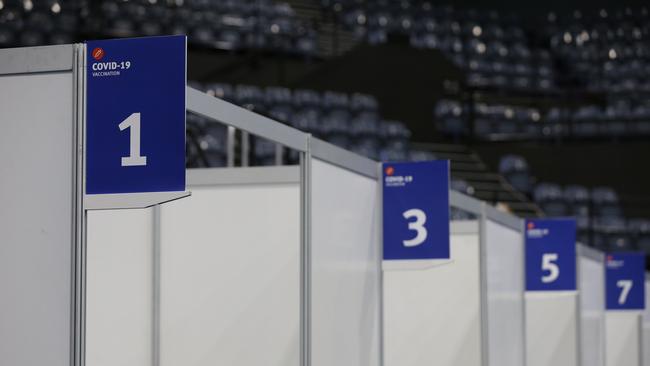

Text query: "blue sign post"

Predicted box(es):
[382, 161, 450, 267]
[85, 36, 186, 196]
[605, 252, 646, 310]
[525, 218, 577, 291]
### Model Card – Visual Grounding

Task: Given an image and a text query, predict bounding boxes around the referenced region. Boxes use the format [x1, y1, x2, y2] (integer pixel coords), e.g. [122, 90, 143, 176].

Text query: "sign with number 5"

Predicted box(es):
[605, 252, 645, 310]
[382, 161, 450, 263]
[525, 218, 577, 291]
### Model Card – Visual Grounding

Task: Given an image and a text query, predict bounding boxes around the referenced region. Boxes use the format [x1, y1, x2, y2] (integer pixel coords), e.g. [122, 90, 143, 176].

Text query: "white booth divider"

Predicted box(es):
[85, 168, 302, 366]
[309, 154, 381, 366]
[643, 278, 650, 366]
[578, 245, 606, 366]
[383, 220, 482, 366]
[605, 311, 642, 366]
[86, 208, 155, 366]
[158, 167, 301, 366]
[483, 208, 526, 366]
[0, 45, 79, 366]
[525, 291, 579, 366]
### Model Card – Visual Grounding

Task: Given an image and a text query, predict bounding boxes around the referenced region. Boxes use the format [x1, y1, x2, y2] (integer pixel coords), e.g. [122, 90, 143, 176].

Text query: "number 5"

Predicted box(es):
[119, 112, 147, 166]
[403, 209, 427, 247]
[617, 280, 633, 305]
[541, 253, 559, 283]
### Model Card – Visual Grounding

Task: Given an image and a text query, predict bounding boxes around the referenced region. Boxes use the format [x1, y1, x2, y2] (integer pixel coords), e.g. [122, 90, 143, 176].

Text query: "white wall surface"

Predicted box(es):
[383, 221, 482, 366]
[579, 255, 605, 366]
[0, 72, 73, 366]
[310, 159, 381, 366]
[159, 181, 301, 366]
[484, 220, 525, 366]
[525, 292, 579, 366]
[644, 281, 650, 366]
[86, 208, 154, 366]
[605, 311, 642, 366]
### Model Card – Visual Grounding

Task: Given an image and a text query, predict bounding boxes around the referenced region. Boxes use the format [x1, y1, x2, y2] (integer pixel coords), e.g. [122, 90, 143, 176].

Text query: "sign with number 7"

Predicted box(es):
[605, 252, 645, 310]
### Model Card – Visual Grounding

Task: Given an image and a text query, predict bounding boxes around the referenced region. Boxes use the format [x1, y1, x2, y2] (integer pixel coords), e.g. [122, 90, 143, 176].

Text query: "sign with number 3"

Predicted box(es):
[382, 161, 450, 265]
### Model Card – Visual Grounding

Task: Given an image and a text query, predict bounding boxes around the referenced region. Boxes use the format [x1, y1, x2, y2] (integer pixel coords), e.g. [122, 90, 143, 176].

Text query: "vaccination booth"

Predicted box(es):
[524, 219, 579, 366]
[0, 43, 382, 366]
[87, 90, 383, 366]
[383, 191, 526, 366]
[604, 252, 645, 366]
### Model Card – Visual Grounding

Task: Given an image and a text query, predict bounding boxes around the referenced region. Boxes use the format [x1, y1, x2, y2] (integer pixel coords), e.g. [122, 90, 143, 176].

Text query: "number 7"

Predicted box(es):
[617, 280, 633, 305]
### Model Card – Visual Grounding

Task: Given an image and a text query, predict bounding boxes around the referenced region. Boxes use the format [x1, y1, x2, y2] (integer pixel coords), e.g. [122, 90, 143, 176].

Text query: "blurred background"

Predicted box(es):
[3, 0, 650, 258]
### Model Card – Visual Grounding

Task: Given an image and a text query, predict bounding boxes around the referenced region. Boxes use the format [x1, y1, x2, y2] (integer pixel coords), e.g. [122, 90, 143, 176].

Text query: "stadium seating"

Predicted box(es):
[498, 154, 532, 194]
[0, 0, 317, 56]
[499, 153, 649, 253]
[185, 81, 412, 166]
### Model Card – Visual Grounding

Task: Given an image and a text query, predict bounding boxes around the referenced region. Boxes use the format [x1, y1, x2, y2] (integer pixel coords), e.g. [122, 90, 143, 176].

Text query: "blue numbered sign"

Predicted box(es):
[86, 36, 186, 195]
[525, 218, 577, 291]
[383, 161, 450, 261]
[605, 252, 645, 310]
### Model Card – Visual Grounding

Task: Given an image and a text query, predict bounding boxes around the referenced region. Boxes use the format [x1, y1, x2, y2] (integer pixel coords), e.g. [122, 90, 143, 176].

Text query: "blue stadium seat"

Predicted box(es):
[533, 183, 567, 216]
[235, 85, 265, 112]
[206, 83, 235, 102]
[253, 138, 278, 166]
[564, 184, 590, 230]
[499, 154, 532, 194]
[593, 216, 631, 251]
[628, 219, 650, 253]
[592, 186, 623, 218]
[408, 150, 437, 162]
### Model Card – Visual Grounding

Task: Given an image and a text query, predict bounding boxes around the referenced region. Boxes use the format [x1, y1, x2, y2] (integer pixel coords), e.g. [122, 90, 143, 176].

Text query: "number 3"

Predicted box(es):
[541, 253, 559, 283]
[403, 209, 427, 247]
[119, 112, 147, 166]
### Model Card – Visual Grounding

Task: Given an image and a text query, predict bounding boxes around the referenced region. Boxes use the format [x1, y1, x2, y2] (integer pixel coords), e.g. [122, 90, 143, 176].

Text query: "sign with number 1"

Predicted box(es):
[525, 218, 577, 291]
[605, 252, 645, 310]
[86, 36, 186, 195]
[382, 161, 450, 263]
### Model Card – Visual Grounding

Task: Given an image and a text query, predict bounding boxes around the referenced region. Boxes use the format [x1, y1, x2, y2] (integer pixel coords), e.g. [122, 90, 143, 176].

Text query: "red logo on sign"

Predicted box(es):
[385, 166, 394, 176]
[527, 222, 535, 230]
[92, 47, 105, 61]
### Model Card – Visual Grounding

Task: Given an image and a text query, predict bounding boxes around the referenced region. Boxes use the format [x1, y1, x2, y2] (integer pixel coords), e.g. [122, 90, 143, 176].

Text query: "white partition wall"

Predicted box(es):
[309, 156, 381, 366]
[0, 45, 78, 366]
[383, 220, 483, 366]
[86, 208, 155, 366]
[578, 246, 606, 366]
[643, 279, 650, 366]
[605, 311, 642, 366]
[158, 167, 301, 366]
[483, 213, 526, 366]
[525, 292, 579, 366]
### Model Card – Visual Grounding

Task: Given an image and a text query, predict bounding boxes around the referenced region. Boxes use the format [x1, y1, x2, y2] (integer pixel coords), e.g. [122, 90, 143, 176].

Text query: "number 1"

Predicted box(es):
[119, 112, 147, 166]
